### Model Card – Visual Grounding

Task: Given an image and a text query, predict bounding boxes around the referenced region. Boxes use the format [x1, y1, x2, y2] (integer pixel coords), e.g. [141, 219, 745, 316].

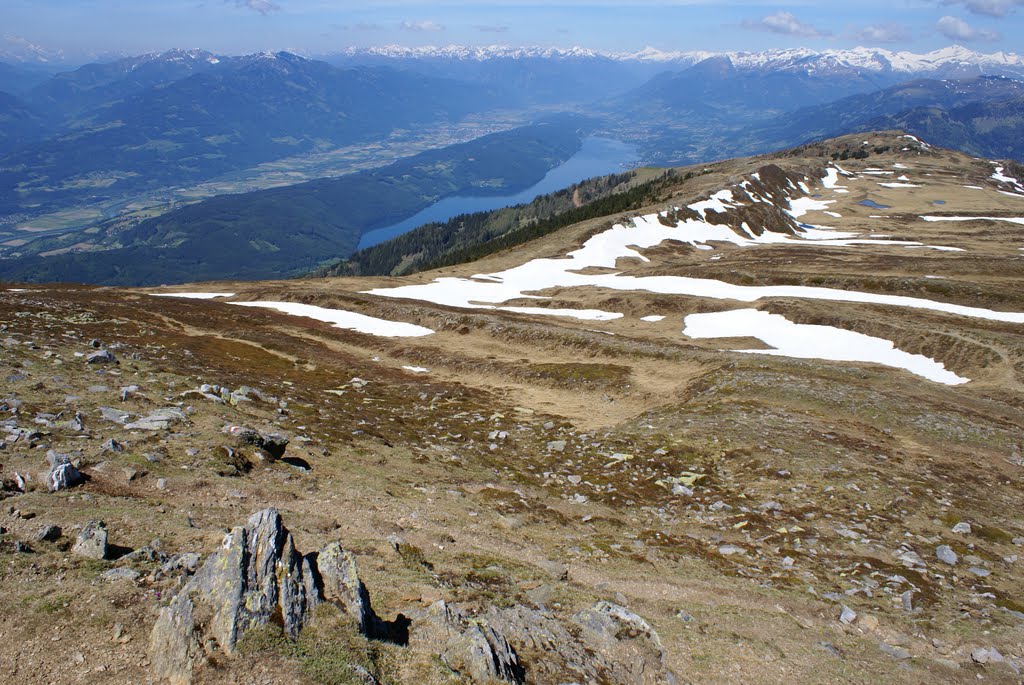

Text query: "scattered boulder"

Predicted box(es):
[222, 425, 288, 461]
[46, 451, 84, 492]
[936, 545, 958, 566]
[125, 408, 188, 431]
[101, 438, 125, 453]
[952, 522, 972, 535]
[72, 521, 108, 559]
[101, 567, 141, 582]
[35, 524, 62, 542]
[839, 606, 857, 624]
[99, 407, 131, 425]
[86, 350, 117, 365]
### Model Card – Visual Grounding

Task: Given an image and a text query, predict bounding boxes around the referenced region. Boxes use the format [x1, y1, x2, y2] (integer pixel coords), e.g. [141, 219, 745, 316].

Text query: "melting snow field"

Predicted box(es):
[682, 309, 969, 385]
[922, 216, 1024, 226]
[641, 315, 666, 322]
[366, 166, 1022, 326]
[362, 162, 1024, 385]
[149, 293, 435, 337]
[151, 292, 236, 299]
[230, 301, 434, 338]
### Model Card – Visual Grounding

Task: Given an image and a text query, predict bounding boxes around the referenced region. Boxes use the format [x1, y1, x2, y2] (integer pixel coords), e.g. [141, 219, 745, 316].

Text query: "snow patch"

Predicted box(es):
[230, 301, 434, 337]
[641, 315, 666, 322]
[151, 292, 235, 299]
[921, 215, 1024, 225]
[683, 309, 968, 385]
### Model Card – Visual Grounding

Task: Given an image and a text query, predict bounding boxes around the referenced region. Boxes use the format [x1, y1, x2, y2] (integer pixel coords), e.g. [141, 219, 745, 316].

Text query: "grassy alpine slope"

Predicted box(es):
[1, 131, 1023, 684]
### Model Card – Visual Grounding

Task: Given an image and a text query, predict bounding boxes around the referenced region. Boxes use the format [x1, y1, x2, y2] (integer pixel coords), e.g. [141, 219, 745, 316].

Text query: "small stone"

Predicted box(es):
[72, 521, 108, 560]
[35, 524, 62, 542]
[101, 567, 140, 582]
[951, 522, 972, 535]
[936, 545, 957, 565]
[968, 567, 990, 578]
[859, 615, 879, 632]
[157, 478, 168, 491]
[672, 484, 693, 497]
[547, 440, 567, 453]
[782, 556, 795, 568]
[100, 438, 125, 453]
[839, 606, 857, 624]
[880, 643, 911, 660]
[567, 475, 582, 485]
[99, 408, 130, 425]
[971, 647, 991, 664]
[86, 350, 117, 365]
[718, 544, 744, 556]
[900, 590, 914, 612]
[536, 559, 568, 580]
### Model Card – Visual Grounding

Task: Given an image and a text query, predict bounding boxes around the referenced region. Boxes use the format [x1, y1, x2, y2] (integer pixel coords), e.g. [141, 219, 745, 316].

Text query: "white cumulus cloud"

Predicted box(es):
[233, 0, 280, 15]
[942, 0, 1024, 17]
[399, 20, 446, 32]
[936, 15, 1001, 41]
[742, 11, 829, 38]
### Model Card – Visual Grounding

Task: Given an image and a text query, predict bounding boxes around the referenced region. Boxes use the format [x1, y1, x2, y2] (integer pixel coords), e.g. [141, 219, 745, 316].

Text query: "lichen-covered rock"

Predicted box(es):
[150, 593, 200, 685]
[222, 425, 289, 461]
[125, 407, 188, 431]
[46, 451, 83, 492]
[412, 601, 524, 684]
[318, 542, 373, 634]
[72, 521, 107, 559]
[150, 509, 322, 683]
[86, 350, 117, 364]
[572, 601, 674, 685]
[482, 602, 677, 685]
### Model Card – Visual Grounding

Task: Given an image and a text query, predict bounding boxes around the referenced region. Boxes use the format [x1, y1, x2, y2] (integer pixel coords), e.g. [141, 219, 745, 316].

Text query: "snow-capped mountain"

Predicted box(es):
[338, 44, 606, 61]
[337, 43, 1024, 78]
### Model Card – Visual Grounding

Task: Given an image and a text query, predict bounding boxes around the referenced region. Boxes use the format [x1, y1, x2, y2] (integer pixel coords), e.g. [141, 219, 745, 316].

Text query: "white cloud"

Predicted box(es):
[852, 23, 911, 44]
[942, 0, 1024, 17]
[936, 15, 1000, 41]
[742, 11, 829, 38]
[399, 20, 445, 32]
[233, 0, 281, 15]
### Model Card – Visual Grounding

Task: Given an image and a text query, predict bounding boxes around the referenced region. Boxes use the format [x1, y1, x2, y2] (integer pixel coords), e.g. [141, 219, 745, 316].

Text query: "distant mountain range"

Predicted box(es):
[336, 44, 1024, 78]
[1, 43, 1023, 286]
[0, 50, 496, 216]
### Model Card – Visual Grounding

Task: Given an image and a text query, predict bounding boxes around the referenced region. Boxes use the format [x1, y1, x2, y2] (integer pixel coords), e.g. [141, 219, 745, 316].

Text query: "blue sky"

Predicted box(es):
[2, 1, 1022, 60]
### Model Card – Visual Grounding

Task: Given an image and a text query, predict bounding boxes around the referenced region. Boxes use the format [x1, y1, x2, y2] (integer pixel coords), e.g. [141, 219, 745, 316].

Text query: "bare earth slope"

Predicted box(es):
[2, 131, 1023, 684]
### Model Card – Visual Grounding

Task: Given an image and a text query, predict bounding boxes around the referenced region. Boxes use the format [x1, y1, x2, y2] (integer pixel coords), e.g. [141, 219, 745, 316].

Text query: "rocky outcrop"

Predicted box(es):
[483, 602, 676, 685]
[150, 508, 374, 684]
[150, 509, 318, 682]
[150, 509, 674, 685]
[573, 601, 674, 685]
[412, 601, 524, 684]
